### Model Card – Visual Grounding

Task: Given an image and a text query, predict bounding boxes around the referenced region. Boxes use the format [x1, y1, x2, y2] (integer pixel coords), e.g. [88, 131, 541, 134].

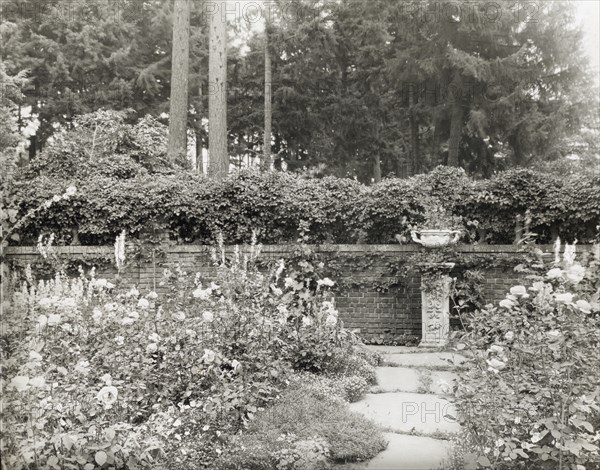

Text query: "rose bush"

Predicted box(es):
[451, 242, 600, 469]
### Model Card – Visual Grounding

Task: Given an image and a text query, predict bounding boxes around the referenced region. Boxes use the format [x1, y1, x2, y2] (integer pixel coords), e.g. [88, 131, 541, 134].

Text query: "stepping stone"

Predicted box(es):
[383, 352, 468, 369]
[372, 367, 458, 395]
[349, 392, 461, 435]
[362, 433, 452, 469]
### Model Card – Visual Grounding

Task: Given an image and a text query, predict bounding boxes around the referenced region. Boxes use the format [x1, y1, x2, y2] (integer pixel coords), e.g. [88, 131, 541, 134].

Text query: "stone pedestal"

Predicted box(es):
[419, 263, 454, 348]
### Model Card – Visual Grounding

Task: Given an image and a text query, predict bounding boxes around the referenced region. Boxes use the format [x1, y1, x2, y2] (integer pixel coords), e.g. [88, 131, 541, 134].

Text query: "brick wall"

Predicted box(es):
[5, 244, 591, 341]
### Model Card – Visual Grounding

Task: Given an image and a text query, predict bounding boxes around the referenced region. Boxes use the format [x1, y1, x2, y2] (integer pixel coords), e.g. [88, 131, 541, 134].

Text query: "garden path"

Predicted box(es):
[342, 345, 467, 470]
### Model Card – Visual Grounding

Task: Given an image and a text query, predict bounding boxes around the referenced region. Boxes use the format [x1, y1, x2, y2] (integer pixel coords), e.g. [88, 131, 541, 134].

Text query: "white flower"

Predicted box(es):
[302, 316, 313, 327]
[192, 287, 212, 300]
[509, 286, 527, 297]
[92, 308, 103, 322]
[486, 358, 506, 373]
[114, 336, 125, 345]
[173, 311, 186, 321]
[563, 242, 577, 267]
[9, 376, 30, 392]
[499, 299, 514, 309]
[554, 293, 573, 304]
[325, 314, 337, 327]
[489, 345, 504, 354]
[202, 311, 214, 322]
[546, 268, 564, 279]
[126, 287, 139, 298]
[128, 311, 139, 319]
[317, 277, 335, 288]
[575, 299, 592, 313]
[94, 279, 108, 288]
[29, 351, 42, 362]
[115, 231, 126, 271]
[202, 349, 216, 364]
[100, 373, 112, 385]
[566, 264, 586, 284]
[65, 185, 77, 197]
[231, 359, 242, 372]
[39, 297, 52, 309]
[75, 360, 90, 375]
[137, 298, 150, 309]
[105, 302, 118, 312]
[270, 284, 283, 296]
[48, 314, 61, 326]
[149, 333, 161, 343]
[96, 386, 118, 409]
[122, 318, 135, 326]
[52, 195, 61, 203]
[546, 330, 561, 340]
[504, 331, 515, 342]
[29, 376, 46, 388]
[147, 291, 158, 300]
[37, 315, 48, 328]
[106, 281, 115, 289]
[146, 343, 158, 354]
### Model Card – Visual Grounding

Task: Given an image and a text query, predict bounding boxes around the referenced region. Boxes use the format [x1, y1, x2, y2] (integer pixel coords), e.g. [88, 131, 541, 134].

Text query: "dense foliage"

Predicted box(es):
[451, 243, 600, 469]
[1, 236, 382, 469]
[3, 0, 598, 179]
[10, 156, 600, 246]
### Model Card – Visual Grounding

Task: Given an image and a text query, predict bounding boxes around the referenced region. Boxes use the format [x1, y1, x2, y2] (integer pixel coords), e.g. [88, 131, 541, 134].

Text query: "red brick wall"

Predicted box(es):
[5, 244, 590, 342]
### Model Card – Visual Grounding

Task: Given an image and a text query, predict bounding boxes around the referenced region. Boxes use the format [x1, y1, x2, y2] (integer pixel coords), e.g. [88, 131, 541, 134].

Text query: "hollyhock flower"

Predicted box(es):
[231, 359, 242, 373]
[114, 336, 125, 345]
[147, 291, 158, 300]
[504, 331, 515, 341]
[202, 311, 214, 322]
[137, 298, 150, 309]
[65, 185, 77, 197]
[325, 314, 337, 327]
[146, 343, 158, 354]
[100, 373, 112, 385]
[97, 386, 118, 409]
[499, 299, 514, 309]
[192, 287, 212, 300]
[126, 287, 139, 298]
[302, 316, 313, 327]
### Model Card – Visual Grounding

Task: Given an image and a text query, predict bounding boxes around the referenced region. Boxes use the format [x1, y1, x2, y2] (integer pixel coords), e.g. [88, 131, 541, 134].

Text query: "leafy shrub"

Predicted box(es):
[452, 242, 600, 469]
[9, 156, 600, 245]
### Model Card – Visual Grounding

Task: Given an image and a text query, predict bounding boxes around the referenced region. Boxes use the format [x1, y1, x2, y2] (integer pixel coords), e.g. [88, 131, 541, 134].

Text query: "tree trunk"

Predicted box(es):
[409, 85, 420, 175]
[263, 21, 273, 171]
[167, 0, 190, 163]
[372, 154, 381, 183]
[448, 102, 463, 167]
[208, 1, 228, 179]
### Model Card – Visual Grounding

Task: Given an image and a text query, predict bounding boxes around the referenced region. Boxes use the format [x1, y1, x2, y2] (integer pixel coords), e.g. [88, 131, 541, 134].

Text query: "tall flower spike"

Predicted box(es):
[553, 237, 561, 265]
[563, 240, 577, 267]
[114, 230, 126, 272]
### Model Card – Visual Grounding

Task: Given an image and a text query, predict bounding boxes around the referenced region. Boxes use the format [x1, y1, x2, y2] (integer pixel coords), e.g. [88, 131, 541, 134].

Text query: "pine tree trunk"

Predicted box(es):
[167, 0, 190, 163]
[372, 154, 381, 183]
[448, 101, 463, 167]
[409, 85, 420, 175]
[208, 1, 228, 179]
[263, 22, 273, 171]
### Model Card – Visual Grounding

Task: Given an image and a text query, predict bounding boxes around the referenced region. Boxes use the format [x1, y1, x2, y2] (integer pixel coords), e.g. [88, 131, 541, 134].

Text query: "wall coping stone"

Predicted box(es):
[5, 244, 594, 256]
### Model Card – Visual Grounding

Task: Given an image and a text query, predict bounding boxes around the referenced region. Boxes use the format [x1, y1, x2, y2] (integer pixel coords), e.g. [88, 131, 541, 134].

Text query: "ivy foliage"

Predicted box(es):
[10, 164, 600, 246]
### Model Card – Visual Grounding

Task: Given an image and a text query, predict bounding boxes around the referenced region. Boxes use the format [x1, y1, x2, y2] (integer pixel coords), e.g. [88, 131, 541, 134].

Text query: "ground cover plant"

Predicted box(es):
[0, 230, 384, 469]
[450, 241, 600, 469]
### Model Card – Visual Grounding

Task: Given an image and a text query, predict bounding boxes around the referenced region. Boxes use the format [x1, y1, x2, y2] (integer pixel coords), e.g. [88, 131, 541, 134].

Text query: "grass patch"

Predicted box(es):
[216, 382, 388, 469]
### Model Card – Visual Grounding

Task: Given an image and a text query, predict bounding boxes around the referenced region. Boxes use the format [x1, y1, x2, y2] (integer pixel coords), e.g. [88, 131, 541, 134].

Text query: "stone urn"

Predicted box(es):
[411, 229, 461, 248]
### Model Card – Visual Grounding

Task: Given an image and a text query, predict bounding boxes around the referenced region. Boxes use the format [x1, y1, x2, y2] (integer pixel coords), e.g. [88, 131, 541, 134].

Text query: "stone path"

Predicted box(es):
[343, 346, 466, 470]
